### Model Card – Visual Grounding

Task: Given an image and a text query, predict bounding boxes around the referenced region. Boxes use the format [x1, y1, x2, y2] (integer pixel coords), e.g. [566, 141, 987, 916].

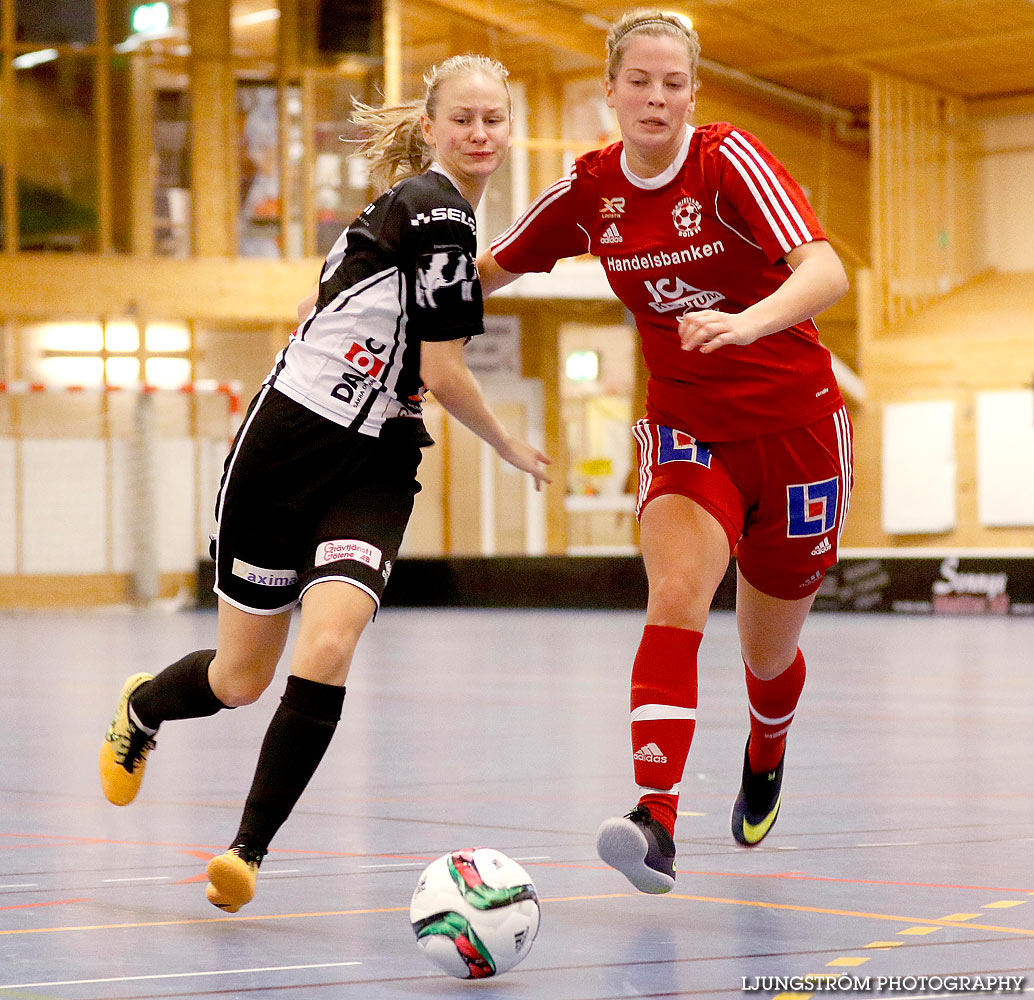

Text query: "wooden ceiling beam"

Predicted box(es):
[421, 0, 604, 61]
[754, 27, 1034, 75]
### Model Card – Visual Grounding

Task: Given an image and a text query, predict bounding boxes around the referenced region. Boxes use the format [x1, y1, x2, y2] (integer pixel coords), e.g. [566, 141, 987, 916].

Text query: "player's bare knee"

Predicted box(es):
[647, 570, 712, 627]
[293, 628, 358, 685]
[209, 657, 276, 707]
[741, 645, 797, 681]
[216, 676, 270, 707]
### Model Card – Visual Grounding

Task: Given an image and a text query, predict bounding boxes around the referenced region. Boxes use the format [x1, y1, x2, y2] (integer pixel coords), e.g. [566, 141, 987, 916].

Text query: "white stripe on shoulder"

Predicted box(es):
[719, 144, 792, 253]
[490, 170, 575, 254]
[727, 131, 814, 245]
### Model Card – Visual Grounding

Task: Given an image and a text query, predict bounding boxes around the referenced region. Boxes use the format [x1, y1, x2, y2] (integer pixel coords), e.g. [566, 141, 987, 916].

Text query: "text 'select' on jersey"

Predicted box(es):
[268, 166, 483, 436]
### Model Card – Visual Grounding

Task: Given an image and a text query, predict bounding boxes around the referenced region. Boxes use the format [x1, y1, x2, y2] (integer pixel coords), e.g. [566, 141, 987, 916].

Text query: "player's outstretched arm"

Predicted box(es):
[476, 251, 522, 297]
[421, 338, 552, 489]
[678, 239, 848, 354]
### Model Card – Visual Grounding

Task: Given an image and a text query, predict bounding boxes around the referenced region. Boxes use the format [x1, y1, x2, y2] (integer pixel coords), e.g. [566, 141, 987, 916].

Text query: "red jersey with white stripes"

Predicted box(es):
[491, 122, 844, 441]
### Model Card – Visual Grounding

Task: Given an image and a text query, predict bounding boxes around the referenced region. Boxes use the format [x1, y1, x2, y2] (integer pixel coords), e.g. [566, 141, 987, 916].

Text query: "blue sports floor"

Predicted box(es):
[1, 607, 1032, 998]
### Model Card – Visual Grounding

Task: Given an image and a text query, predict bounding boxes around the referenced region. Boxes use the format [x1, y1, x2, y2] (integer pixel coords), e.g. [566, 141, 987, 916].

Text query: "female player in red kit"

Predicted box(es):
[478, 8, 852, 893]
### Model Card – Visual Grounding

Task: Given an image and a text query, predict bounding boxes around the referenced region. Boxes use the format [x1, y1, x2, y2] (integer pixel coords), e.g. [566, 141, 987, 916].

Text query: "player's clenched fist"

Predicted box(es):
[678, 309, 763, 354]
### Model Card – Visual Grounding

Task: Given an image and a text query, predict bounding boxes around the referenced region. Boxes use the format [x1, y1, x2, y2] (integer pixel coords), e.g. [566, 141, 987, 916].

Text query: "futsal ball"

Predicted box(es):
[410, 848, 540, 979]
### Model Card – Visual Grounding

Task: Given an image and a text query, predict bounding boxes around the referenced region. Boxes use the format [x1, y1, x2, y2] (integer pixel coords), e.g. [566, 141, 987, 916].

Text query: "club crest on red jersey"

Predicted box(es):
[672, 196, 702, 237]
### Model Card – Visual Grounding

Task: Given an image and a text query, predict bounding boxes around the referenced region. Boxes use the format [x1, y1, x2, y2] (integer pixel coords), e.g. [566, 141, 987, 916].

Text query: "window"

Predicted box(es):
[16, 0, 96, 44]
[238, 82, 281, 257]
[15, 53, 99, 251]
[24, 320, 192, 388]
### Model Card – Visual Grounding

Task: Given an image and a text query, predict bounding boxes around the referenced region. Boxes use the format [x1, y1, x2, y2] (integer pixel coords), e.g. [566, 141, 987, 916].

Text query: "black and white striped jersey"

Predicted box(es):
[266, 166, 483, 436]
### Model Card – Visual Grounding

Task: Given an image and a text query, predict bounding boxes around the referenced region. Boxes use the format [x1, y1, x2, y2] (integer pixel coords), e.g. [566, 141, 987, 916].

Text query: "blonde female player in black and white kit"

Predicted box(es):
[98, 54, 550, 914]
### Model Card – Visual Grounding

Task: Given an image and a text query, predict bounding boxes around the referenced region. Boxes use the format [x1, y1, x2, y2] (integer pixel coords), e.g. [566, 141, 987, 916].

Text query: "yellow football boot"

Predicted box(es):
[98, 673, 156, 806]
[731, 738, 784, 847]
[206, 845, 264, 913]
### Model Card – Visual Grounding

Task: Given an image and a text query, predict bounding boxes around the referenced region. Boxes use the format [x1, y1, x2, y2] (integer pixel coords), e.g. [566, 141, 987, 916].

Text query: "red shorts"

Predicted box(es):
[633, 408, 854, 599]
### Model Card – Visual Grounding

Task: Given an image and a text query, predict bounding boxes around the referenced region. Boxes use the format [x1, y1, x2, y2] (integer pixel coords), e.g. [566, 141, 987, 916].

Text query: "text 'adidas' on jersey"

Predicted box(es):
[269, 167, 483, 436]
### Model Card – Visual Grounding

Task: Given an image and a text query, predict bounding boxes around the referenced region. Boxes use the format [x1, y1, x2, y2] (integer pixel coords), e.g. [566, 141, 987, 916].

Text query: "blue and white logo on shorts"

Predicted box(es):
[231, 558, 298, 587]
[658, 427, 712, 468]
[786, 478, 839, 537]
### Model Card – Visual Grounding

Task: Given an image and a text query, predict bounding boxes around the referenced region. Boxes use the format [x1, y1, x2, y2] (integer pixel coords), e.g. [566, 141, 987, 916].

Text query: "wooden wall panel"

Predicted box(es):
[189, 0, 235, 255]
[870, 73, 973, 330]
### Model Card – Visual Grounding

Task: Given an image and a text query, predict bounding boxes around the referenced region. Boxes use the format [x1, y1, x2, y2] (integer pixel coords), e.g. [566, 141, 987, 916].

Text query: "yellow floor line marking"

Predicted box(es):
[772, 993, 812, 1000]
[0, 904, 411, 936]
[0, 894, 633, 937]
[5, 890, 1033, 939]
[665, 894, 1034, 937]
[676, 811, 706, 816]
[984, 900, 1026, 908]
[938, 912, 981, 921]
[865, 940, 903, 948]
[826, 956, 870, 967]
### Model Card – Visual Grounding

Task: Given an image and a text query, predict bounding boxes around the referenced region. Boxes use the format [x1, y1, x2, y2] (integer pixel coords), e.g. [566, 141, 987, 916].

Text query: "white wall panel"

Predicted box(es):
[0, 441, 16, 573]
[977, 390, 1034, 527]
[882, 401, 956, 534]
[113, 437, 210, 573]
[109, 439, 131, 573]
[156, 439, 197, 571]
[21, 440, 107, 572]
[200, 438, 227, 549]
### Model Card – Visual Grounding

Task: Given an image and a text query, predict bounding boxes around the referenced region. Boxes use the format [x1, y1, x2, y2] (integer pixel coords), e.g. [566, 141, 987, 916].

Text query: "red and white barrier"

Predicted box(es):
[0, 380, 243, 414]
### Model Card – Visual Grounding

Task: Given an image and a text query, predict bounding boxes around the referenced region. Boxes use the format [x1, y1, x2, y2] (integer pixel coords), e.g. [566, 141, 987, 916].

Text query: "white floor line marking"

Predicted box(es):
[0, 884, 39, 889]
[359, 862, 424, 869]
[856, 841, 920, 848]
[0, 961, 363, 991]
[512, 856, 551, 862]
[260, 869, 301, 875]
[101, 876, 172, 883]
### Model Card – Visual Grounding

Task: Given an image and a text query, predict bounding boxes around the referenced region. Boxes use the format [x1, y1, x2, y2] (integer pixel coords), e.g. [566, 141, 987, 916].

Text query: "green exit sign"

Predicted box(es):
[131, 2, 170, 33]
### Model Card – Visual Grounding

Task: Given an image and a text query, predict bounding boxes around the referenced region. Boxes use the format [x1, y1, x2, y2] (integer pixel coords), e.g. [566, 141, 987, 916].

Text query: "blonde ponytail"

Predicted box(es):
[349, 53, 511, 193]
[349, 100, 431, 193]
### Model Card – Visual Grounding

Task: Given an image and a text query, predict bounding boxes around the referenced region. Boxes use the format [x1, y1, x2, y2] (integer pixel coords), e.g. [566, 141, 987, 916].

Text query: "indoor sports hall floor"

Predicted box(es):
[1, 606, 1031, 999]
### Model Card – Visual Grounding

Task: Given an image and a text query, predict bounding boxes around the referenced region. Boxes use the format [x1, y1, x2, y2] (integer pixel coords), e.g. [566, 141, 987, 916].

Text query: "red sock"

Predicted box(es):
[630, 624, 701, 836]
[745, 648, 806, 773]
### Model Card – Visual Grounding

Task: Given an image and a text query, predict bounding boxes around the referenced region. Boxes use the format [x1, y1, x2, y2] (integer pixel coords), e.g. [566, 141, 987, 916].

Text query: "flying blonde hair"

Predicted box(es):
[605, 8, 700, 86]
[350, 54, 511, 192]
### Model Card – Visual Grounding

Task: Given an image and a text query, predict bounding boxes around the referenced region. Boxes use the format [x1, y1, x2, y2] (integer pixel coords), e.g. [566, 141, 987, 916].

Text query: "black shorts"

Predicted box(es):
[212, 386, 427, 615]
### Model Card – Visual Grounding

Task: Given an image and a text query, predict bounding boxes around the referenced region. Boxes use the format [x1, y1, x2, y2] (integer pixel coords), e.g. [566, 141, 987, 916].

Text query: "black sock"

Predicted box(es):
[232, 675, 346, 856]
[130, 649, 226, 731]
